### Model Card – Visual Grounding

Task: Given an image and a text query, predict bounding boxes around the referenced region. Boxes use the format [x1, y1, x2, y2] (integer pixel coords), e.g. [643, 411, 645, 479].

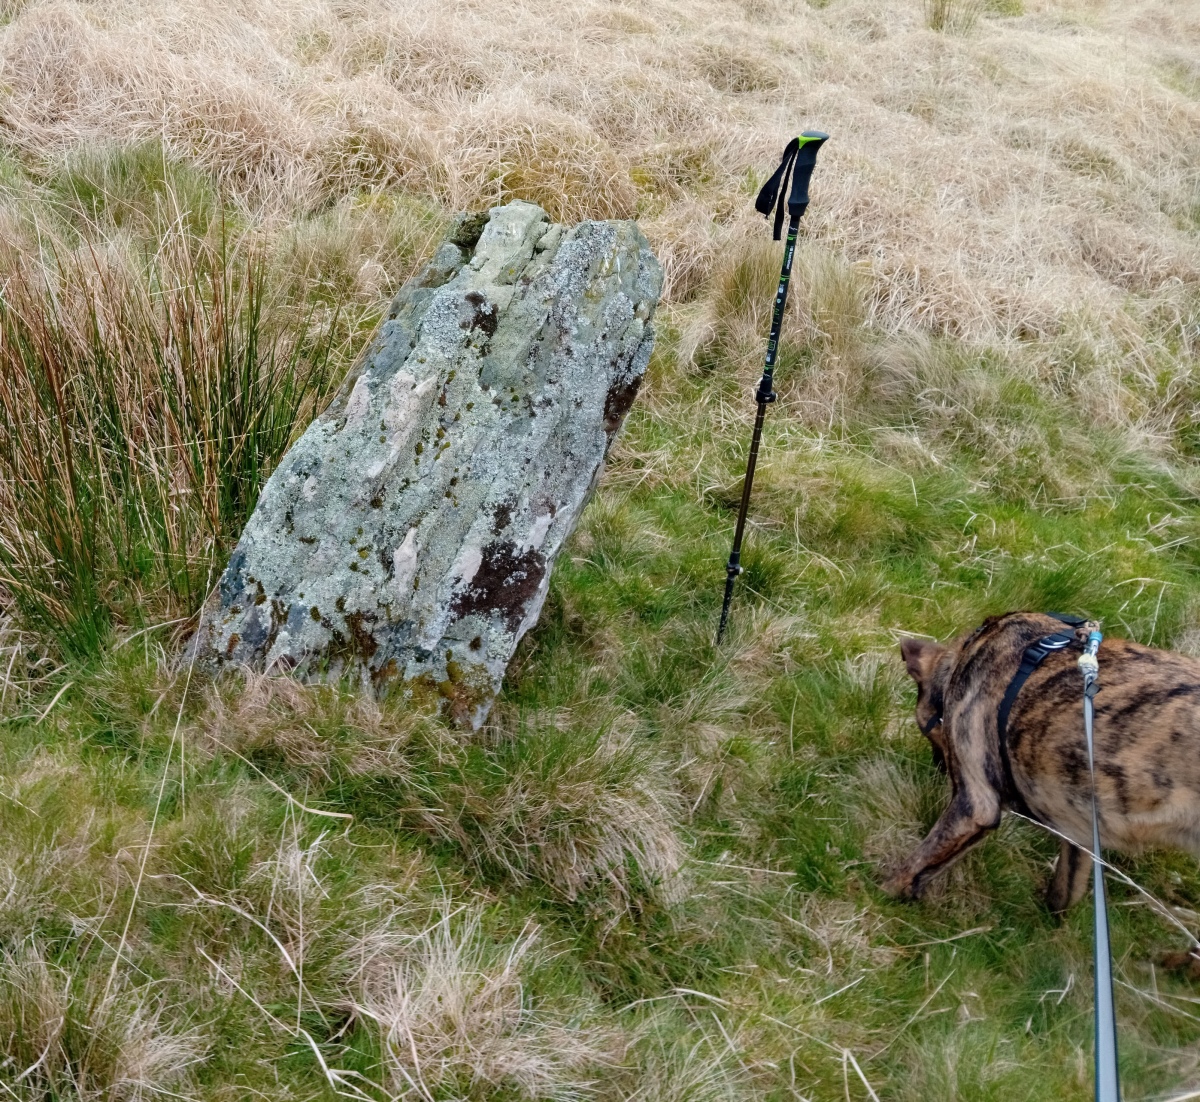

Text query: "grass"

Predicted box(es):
[0, 0, 1199, 1098]
[0, 232, 345, 657]
[924, 0, 985, 34]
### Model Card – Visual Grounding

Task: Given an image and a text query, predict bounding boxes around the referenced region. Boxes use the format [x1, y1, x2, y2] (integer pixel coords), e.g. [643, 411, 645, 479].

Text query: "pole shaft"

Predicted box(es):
[1085, 692, 1121, 1102]
[717, 213, 801, 644]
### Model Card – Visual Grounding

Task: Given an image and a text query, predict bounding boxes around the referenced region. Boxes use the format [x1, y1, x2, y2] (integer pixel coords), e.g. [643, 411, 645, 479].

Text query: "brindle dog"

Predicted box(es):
[885, 612, 1200, 923]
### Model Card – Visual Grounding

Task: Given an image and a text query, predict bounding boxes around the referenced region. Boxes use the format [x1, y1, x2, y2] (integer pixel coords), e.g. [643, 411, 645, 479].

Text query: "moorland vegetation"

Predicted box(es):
[0, 0, 1199, 1097]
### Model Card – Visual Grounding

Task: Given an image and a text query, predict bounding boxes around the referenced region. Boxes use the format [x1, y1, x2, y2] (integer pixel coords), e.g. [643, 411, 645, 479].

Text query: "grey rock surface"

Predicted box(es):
[195, 200, 662, 725]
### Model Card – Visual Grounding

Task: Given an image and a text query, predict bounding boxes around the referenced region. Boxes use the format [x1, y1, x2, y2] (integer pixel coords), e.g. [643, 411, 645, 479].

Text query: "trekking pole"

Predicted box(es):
[1079, 626, 1122, 1102]
[716, 131, 828, 645]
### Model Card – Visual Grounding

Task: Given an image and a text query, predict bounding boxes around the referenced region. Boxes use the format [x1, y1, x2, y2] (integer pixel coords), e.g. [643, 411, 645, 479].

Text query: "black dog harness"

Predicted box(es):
[995, 613, 1086, 817]
[997, 613, 1086, 741]
[920, 613, 1086, 736]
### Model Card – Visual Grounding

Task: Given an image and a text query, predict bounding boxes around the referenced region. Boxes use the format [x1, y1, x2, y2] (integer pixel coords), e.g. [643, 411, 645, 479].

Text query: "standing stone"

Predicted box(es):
[195, 200, 662, 726]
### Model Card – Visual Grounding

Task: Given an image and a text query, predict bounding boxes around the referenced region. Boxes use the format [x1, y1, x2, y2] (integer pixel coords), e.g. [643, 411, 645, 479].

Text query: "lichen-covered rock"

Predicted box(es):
[195, 200, 662, 726]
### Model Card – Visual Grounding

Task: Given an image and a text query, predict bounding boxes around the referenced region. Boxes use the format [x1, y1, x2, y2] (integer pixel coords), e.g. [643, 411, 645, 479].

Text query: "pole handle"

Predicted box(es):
[755, 131, 829, 239]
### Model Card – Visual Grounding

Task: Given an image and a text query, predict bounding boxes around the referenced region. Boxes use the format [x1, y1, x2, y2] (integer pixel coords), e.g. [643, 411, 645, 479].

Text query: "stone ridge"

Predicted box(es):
[194, 200, 663, 726]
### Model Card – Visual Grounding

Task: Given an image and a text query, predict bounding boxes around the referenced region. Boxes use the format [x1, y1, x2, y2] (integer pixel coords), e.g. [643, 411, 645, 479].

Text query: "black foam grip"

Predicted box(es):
[787, 130, 829, 216]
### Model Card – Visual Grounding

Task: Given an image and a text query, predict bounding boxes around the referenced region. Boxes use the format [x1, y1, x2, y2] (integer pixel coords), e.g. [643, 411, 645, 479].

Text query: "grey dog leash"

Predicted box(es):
[1079, 626, 1121, 1102]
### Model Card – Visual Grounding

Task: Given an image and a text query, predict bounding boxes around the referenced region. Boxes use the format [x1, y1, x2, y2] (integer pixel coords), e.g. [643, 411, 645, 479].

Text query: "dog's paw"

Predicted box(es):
[1043, 883, 1069, 918]
[880, 871, 916, 900]
[1161, 949, 1200, 980]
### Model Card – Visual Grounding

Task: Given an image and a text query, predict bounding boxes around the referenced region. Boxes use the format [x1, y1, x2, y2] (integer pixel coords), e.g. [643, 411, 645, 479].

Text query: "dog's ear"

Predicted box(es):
[900, 638, 941, 684]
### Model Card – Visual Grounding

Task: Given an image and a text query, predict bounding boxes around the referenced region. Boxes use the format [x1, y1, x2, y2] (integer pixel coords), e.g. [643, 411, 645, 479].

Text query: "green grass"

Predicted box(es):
[47, 142, 220, 237]
[2, 149, 1200, 1100]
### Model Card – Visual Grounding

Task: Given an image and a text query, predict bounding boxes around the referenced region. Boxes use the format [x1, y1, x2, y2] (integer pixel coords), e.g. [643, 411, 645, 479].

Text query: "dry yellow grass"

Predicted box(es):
[1, 0, 1197, 336]
[349, 906, 613, 1099]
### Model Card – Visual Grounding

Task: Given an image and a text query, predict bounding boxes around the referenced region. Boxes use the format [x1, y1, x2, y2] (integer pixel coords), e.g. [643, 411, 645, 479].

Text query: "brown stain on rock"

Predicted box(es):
[462, 290, 499, 337]
[449, 541, 546, 632]
[344, 611, 380, 660]
[412, 660, 493, 727]
[603, 372, 643, 436]
[371, 657, 400, 691]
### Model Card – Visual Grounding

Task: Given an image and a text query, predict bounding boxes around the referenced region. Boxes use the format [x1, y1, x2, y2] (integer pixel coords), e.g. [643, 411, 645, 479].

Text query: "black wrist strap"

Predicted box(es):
[754, 137, 800, 241]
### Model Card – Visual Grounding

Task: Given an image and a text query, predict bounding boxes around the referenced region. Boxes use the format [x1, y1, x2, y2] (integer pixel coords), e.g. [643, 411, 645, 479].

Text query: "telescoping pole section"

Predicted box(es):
[717, 131, 828, 646]
[1079, 629, 1122, 1102]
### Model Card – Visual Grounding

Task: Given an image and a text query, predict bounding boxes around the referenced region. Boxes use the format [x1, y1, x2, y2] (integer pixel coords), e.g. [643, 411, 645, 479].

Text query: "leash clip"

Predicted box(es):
[1078, 623, 1102, 698]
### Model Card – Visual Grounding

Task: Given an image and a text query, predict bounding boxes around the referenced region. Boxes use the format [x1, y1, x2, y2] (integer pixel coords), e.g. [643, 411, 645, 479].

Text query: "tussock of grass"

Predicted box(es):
[351, 907, 613, 1099]
[47, 141, 218, 237]
[198, 674, 687, 911]
[0, 941, 207, 1101]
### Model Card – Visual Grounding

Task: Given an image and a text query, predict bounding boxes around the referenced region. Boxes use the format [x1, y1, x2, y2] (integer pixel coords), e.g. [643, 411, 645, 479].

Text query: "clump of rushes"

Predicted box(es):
[0, 234, 341, 657]
[923, 0, 983, 34]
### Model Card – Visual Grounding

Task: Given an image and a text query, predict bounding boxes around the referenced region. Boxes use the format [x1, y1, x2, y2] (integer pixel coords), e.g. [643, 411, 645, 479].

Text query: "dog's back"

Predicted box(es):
[1009, 635, 1200, 856]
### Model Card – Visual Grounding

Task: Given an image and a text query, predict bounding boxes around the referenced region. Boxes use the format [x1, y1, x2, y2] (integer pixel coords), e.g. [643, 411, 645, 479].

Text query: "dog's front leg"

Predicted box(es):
[881, 782, 1000, 900]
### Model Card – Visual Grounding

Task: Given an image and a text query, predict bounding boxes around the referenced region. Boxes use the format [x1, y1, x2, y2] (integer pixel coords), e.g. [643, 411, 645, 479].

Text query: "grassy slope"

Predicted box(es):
[1, 0, 1200, 1098]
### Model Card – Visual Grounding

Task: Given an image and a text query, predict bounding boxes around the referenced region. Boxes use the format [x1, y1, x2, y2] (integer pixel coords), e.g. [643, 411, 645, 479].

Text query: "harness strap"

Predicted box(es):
[995, 613, 1086, 816]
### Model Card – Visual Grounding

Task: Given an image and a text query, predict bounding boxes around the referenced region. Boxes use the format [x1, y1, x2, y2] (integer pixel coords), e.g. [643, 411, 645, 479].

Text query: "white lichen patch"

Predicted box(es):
[391, 529, 419, 598]
[523, 513, 553, 552]
[451, 542, 483, 589]
[344, 373, 372, 427]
